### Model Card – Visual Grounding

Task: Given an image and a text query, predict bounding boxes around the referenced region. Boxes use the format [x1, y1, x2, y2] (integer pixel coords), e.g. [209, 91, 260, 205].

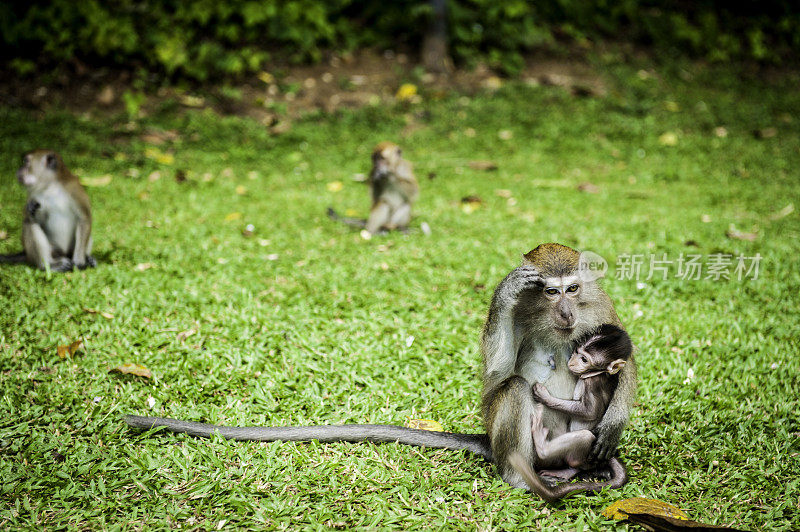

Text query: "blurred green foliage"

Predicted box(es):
[1, 0, 798, 79]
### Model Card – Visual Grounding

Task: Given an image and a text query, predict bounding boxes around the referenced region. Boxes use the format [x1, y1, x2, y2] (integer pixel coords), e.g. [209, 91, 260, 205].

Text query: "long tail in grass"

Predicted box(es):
[326, 207, 366, 228]
[125, 415, 493, 461]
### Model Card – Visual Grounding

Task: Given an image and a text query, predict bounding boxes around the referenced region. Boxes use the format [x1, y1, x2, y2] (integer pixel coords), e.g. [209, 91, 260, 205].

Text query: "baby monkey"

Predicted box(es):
[0, 150, 95, 272]
[510, 324, 632, 502]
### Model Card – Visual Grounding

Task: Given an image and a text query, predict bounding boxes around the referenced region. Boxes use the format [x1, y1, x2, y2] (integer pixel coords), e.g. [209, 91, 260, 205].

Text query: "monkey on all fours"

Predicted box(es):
[125, 243, 636, 503]
[509, 324, 632, 502]
[0, 150, 95, 272]
[327, 142, 419, 234]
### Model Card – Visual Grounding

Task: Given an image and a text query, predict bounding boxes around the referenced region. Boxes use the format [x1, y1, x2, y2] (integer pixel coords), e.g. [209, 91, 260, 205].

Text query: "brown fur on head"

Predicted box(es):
[17, 150, 76, 189]
[523, 243, 580, 278]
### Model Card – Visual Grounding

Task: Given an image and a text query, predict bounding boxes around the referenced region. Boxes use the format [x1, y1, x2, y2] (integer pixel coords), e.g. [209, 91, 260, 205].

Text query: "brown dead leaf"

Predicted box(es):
[81, 175, 113, 187]
[141, 129, 180, 145]
[406, 419, 443, 432]
[177, 328, 197, 342]
[175, 169, 187, 183]
[179, 94, 204, 108]
[495, 189, 513, 198]
[57, 340, 83, 359]
[0, 230, 7, 240]
[135, 262, 155, 271]
[84, 307, 114, 319]
[577, 182, 600, 194]
[726, 225, 758, 242]
[754, 127, 777, 139]
[603, 498, 689, 521]
[460, 195, 483, 214]
[769, 203, 794, 220]
[97, 85, 115, 106]
[109, 363, 152, 378]
[270, 121, 291, 135]
[468, 160, 499, 171]
[623, 513, 746, 531]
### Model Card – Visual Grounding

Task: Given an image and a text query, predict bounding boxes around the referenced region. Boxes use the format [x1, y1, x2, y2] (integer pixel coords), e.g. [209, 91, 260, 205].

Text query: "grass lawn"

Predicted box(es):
[1, 56, 798, 530]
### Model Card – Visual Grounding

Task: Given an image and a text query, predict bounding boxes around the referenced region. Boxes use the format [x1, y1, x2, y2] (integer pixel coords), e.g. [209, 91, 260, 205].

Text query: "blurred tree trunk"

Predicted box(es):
[421, 0, 452, 73]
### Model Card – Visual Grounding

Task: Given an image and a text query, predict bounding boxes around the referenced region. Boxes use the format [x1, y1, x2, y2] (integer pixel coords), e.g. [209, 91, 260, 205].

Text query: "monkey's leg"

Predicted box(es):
[532, 428, 595, 470]
[365, 201, 391, 234]
[487, 376, 537, 489]
[387, 203, 411, 230]
[72, 219, 95, 269]
[23, 223, 71, 272]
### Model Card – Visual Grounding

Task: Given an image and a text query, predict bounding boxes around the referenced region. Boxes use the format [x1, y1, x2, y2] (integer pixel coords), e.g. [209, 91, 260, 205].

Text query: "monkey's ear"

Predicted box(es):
[607, 359, 626, 375]
[46, 153, 58, 170]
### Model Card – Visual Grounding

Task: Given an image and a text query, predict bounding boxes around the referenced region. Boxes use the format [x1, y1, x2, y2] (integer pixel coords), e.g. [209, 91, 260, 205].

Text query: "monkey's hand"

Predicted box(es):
[26, 199, 41, 218]
[532, 382, 553, 403]
[591, 422, 623, 461]
[78, 256, 97, 269]
[500, 265, 543, 301]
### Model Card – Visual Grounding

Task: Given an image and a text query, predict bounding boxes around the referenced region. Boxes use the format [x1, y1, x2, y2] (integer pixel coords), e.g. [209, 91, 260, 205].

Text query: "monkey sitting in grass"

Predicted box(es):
[510, 324, 632, 502]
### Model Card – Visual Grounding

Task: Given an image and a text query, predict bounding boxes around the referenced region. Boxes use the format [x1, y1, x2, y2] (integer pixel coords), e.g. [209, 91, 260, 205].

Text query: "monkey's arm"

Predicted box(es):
[591, 353, 637, 460]
[532, 382, 603, 422]
[125, 415, 492, 461]
[481, 265, 542, 393]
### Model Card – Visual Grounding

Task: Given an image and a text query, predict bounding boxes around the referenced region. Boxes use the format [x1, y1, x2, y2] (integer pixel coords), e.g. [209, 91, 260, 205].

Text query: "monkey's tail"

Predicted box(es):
[125, 415, 493, 461]
[508, 452, 627, 504]
[0, 252, 27, 264]
[326, 207, 367, 228]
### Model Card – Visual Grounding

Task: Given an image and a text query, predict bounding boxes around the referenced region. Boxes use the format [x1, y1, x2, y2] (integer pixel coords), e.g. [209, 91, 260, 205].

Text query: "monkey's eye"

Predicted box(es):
[566, 284, 579, 293]
[545, 288, 560, 296]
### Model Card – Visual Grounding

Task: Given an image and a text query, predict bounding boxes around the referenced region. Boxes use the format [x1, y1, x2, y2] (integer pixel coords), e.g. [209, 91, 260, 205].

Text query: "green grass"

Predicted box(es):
[1, 57, 799, 530]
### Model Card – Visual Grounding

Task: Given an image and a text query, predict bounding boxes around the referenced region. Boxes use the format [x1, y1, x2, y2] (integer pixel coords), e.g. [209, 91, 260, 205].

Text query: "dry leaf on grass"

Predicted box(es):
[753, 127, 777, 139]
[604, 499, 746, 531]
[81, 175, 113, 187]
[726, 225, 758, 241]
[468, 160, 498, 171]
[577, 182, 600, 194]
[109, 363, 152, 379]
[406, 419, 443, 432]
[769, 203, 794, 220]
[603, 498, 689, 521]
[57, 340, 83, 359]
[84, 308, 114, 319]
[460, 195, 483, 214]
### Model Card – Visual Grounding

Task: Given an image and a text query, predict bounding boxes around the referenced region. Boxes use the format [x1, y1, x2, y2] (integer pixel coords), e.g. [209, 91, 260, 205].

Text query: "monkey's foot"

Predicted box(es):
[49, 258, 75, 272]
[79, 256, 97, 269]
[538, 467, 579, 481]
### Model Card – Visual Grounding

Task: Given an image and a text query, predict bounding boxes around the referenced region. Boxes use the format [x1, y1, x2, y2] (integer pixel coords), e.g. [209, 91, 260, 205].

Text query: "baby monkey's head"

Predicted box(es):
[568, 324, 632, 377]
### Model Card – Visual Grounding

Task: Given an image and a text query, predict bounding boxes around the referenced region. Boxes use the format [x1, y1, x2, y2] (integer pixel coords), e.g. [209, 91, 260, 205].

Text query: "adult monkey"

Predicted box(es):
[126, 243, 634, 498]
[483, 243, 635, 491]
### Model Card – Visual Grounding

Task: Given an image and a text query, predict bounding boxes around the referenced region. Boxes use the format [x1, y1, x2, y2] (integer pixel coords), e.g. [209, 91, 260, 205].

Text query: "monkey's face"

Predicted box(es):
[542, 275, 581, 333]
[567, 346, 597, 375]
[17, 151, 58, 190]
[371, 145, 401, 178]
[568, 347, 626, 376]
